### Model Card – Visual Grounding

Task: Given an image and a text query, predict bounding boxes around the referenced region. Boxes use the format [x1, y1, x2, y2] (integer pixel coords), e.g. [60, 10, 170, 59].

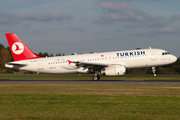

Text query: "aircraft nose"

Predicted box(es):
[171, 55, 177, 63]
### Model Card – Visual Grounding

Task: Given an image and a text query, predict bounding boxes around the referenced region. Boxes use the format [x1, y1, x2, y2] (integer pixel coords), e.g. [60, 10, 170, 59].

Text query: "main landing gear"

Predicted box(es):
[93, 74, 100, 81]
[152, 67, 156, 77]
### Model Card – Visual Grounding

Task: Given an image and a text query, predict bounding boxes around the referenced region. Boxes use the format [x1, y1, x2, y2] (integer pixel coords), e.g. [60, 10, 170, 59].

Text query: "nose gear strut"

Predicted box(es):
[152, 67, 156, 77]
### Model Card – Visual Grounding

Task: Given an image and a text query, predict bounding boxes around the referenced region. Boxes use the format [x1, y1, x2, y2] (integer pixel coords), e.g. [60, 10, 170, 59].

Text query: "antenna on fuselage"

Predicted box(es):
[149, 46, 152, 49]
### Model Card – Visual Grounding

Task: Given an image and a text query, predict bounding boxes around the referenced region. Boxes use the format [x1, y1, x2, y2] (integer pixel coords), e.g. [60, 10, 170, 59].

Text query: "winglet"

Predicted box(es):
[5, 33, 41, 61]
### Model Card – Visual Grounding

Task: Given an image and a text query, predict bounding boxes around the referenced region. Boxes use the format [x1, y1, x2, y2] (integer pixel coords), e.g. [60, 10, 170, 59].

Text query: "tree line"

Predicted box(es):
[0, 43, 180, 74]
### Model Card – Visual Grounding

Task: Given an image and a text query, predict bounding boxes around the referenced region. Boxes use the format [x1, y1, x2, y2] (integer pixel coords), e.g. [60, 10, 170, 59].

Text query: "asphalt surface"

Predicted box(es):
[0, 80, 180, 84]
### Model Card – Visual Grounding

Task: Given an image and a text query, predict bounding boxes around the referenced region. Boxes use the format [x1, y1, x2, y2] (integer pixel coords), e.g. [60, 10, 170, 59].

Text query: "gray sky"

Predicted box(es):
[0, 0, 180, 57]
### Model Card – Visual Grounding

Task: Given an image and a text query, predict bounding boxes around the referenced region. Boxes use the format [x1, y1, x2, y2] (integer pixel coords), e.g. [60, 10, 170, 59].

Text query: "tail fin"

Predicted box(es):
[5, 33, 41, 61]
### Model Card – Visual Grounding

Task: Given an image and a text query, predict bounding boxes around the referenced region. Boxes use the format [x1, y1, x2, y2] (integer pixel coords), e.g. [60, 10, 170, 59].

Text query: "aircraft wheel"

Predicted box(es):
[93, 75, 100, 81]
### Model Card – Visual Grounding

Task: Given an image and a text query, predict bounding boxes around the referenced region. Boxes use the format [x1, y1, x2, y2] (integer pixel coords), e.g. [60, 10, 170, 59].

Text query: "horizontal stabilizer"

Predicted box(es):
[5, 62, 27, 69]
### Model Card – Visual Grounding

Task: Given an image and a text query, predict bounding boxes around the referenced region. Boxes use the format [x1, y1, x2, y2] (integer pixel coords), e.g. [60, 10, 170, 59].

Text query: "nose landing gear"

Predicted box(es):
[152, 67, 156, 77]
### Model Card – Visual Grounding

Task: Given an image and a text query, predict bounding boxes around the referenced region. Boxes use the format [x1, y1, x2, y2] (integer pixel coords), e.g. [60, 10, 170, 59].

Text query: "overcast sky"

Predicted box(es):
[0, 0, 180, 57]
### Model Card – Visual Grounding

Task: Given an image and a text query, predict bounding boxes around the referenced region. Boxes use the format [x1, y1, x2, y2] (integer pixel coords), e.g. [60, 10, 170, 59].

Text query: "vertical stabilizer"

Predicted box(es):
[5, 33, 41, 61]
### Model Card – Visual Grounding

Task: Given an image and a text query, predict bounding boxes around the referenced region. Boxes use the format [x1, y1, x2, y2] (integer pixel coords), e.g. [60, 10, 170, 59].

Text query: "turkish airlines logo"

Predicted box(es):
[12, 42, 24, 55]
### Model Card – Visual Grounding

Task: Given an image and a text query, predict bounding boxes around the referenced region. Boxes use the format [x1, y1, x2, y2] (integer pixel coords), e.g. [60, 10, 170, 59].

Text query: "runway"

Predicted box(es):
[0, 80, 180, 84]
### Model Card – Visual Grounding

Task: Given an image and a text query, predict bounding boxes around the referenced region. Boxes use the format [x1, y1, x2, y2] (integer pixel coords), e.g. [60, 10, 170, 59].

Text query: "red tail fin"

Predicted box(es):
[5, 33, 41, 61]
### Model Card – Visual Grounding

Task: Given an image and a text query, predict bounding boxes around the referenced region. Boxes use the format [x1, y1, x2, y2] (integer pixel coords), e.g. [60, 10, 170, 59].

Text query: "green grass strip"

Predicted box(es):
[0, 94, 180, 120]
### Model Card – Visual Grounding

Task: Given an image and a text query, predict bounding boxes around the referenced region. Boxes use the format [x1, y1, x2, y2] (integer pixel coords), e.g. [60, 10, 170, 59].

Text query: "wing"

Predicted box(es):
[73, 61, 108, 70]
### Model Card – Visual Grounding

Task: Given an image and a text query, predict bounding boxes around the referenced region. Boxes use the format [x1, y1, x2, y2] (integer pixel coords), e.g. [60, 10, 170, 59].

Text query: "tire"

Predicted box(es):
[93, 76, 99, 81]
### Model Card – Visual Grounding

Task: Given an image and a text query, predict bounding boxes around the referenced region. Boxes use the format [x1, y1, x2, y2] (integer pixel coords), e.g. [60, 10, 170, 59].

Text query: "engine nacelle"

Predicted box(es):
[101, 65, 126, 76]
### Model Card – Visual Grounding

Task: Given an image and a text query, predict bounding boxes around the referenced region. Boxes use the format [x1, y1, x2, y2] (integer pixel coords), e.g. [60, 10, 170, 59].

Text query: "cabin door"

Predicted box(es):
[150, 50, 157, 61]
[38, 60, 43, 70]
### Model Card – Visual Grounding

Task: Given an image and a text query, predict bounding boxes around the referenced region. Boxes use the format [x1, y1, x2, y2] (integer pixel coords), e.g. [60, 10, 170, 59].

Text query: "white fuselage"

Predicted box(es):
[6, 48, 177, 74]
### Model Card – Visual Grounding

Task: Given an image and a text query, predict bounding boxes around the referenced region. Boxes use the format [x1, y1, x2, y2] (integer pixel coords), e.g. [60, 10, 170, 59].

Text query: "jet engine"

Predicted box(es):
[101, 65, 126, 76]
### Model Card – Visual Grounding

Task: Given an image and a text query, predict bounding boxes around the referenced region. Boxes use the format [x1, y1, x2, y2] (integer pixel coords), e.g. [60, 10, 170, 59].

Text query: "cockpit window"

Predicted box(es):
[162, 52, 170, 55]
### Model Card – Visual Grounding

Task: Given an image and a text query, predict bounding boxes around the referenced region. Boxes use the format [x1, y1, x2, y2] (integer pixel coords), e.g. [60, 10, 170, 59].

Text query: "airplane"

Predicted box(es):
[5, 33, 177, 81]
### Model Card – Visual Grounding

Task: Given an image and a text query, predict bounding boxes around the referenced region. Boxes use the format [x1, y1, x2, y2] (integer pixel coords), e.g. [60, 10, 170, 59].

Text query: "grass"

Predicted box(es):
[0, 94, 180, 120]
[0, 74, 180, 119]
[1, 74, 180, 80]
[0, 84, 180, 96]
[0, 84, 180, 119]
